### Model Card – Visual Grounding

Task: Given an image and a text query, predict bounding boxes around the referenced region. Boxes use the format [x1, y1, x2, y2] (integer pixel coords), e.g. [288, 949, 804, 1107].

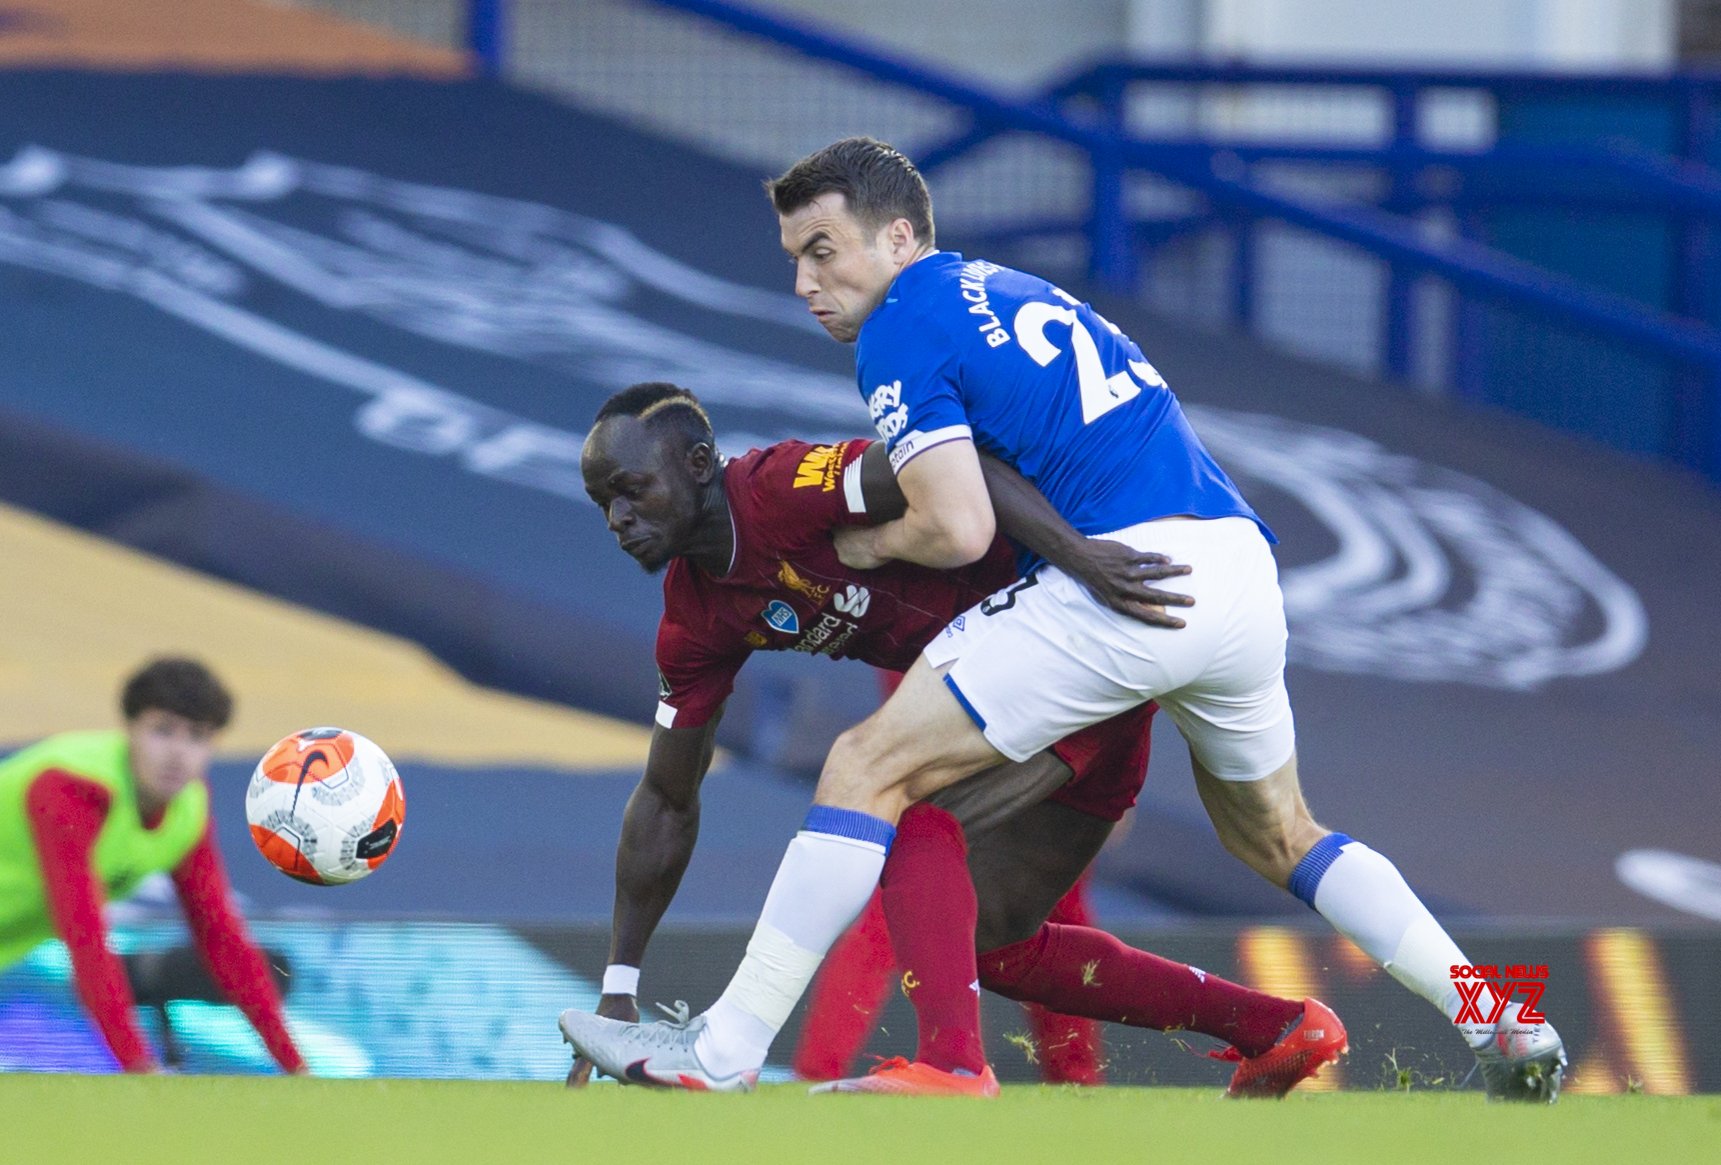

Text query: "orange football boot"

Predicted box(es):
[1215, 997, 1348, 1098]
[808, 1057, 1001, 1097]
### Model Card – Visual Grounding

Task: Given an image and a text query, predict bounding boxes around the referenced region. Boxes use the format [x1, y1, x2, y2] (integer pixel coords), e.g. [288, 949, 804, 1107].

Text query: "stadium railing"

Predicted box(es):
[282, 0, 1721, 482]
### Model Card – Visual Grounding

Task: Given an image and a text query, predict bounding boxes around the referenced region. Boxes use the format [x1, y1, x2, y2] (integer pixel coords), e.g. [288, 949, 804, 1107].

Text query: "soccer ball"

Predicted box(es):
[246, 727, 406, 885]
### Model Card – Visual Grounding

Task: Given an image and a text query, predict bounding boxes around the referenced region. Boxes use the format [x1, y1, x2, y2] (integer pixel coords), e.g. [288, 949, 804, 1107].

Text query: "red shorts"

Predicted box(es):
[1045, 702, 1155, 822]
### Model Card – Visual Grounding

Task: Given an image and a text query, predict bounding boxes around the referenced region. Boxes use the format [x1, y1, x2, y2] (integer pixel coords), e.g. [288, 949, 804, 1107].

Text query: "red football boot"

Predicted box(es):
[1215, 998, 1348, 1098]
[808, 1057, 1001, 1097]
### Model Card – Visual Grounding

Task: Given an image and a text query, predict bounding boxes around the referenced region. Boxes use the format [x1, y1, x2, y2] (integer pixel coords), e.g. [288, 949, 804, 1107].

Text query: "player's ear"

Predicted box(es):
[886, 217, 915, 259]
[686, 441, 718, 484]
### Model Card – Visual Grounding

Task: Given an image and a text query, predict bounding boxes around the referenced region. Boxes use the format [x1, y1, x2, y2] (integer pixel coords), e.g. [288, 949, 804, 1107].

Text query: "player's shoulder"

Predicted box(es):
[727, 439, 820, 485]
[5, 730, 125, 783]
[726, 438, 866, 518]
[176, 776, 210, 816]
[862, 251, 1039, 360]
[868, 251, 968, 330]
[656, 560, 751, 665]
[719, 442, 796, 526]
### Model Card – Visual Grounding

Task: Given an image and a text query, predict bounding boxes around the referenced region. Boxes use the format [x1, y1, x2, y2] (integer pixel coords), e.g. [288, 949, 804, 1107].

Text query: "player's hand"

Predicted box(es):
[1066, 539, 1193, 629]
[833, 525, 889, 570]
[565, 993, 639, 1087]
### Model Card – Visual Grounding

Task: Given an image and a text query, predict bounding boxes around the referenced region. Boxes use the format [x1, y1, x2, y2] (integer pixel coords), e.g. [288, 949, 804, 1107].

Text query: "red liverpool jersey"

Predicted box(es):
[654, 439, 1017, 729]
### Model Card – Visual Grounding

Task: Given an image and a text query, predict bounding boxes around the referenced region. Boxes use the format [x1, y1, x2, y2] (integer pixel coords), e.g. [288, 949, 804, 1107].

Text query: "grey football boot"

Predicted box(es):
[1472, 1021, 1567, 1102]
[559, 1001, 758, 1092]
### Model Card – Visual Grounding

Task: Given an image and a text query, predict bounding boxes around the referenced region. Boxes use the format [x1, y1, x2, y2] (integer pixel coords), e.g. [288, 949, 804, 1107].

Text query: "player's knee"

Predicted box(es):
[817, 724, 871, 792]
[815, 724, 904, 814]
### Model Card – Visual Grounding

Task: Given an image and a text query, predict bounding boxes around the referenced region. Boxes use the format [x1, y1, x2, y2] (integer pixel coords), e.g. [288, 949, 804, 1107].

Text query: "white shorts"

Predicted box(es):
[925, 516, 1296, 782]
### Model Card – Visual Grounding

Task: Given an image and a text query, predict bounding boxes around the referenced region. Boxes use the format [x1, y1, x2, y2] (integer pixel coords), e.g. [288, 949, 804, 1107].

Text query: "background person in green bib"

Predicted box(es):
[0, 658, 303, 1073]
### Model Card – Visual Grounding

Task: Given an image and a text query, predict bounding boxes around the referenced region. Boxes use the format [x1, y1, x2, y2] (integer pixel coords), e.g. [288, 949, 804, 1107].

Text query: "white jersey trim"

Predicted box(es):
[889, 424, 972, 473]
[654, 700, 678, 729]
[842, 456, 867, 515]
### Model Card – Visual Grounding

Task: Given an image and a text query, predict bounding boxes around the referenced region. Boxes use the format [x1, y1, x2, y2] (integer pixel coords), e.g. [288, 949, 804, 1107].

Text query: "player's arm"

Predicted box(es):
[853, 443, 1194, 627]
[854, 441, 906, 521]
[569, 714, 721, 1086]
[977, 453, 1194, 629]
[171, 827, 306, 1074]
[608, 715, 722, 972]
[24, 770, 158, 1072]
[837, 440, 995, 569]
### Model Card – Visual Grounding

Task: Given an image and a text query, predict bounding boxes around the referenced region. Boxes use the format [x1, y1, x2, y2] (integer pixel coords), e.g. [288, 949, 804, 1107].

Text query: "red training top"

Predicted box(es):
[24, 769, 305, 1073]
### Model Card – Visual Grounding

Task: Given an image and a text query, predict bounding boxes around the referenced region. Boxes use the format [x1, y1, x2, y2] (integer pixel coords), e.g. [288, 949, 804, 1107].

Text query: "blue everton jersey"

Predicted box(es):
[856, 252, 1270, 543]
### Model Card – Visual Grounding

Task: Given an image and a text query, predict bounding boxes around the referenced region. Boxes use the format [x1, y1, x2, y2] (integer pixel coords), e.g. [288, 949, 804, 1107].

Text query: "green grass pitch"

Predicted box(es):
[4, 1075, 1715, 1165]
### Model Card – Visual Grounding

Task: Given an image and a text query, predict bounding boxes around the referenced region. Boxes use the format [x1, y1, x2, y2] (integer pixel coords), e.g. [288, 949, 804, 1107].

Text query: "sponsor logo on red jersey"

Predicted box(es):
[777, 560, 831, 603]
[832, 584, 871, 617]
[792, 443, 849, 491]
[762, 600, 800, 634]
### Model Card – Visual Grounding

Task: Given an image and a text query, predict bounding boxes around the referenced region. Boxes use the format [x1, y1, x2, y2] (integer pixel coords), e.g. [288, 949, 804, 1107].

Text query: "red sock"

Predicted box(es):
[880, 804, 986, 1075]
[1028, 1003, 1106, 1085]
[1026, 879, 1106, 1085]
[792, 890, 894, 1081]
[980, 924, 1302, 1058]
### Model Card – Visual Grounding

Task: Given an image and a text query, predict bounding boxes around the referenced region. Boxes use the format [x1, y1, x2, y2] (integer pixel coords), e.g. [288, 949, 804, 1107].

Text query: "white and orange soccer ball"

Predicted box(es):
[246, 728, 406, 885]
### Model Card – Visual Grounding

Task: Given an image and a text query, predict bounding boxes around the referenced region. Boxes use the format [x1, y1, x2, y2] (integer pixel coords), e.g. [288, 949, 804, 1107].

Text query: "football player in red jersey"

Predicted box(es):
[564, 383, 1345, 1096]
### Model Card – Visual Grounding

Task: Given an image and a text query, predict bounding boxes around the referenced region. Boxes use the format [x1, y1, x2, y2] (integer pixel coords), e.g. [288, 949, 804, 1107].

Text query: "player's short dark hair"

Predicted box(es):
[767, 137, 935, 246]
[594, 382, 715, 451]
[121, 658, 233, 729]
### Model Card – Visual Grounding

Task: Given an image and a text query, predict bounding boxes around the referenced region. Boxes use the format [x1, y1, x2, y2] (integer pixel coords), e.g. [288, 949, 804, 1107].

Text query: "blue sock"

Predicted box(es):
[1288, 832, 1479, 1041]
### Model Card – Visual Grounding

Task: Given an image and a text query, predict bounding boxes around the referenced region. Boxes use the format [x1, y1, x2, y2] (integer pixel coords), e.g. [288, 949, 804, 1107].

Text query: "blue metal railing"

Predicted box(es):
[466, 0, 504, 77]
[457, 0, 1721, 481]
[1043, 60, 1721, 367]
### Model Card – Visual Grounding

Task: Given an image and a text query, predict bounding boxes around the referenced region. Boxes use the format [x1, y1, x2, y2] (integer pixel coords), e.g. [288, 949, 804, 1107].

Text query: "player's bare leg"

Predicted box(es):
[927, 750, 1074, 837]
[965, 799, 1110, 953]
[792, 661, 1046, 1093]
[816, 656, 1007, 819]
[561, 658, 999, 1088]
[1190, 752, 1326, 887]
[1192, 751, 1565, 1101]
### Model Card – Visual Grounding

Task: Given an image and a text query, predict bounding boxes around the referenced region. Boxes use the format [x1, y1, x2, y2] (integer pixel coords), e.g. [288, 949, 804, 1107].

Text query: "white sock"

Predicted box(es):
[1289, 833, 1489, 1047]
[695, 808, 893, 1077]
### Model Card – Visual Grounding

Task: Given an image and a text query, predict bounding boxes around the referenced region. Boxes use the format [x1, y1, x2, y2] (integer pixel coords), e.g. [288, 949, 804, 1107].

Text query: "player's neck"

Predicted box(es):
[684, 468, 735, 576]
[135, 789, 168, 829]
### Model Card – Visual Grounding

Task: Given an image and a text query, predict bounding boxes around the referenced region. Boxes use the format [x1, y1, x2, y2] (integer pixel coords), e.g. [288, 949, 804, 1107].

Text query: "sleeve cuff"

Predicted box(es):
[888, 425, 972, 473]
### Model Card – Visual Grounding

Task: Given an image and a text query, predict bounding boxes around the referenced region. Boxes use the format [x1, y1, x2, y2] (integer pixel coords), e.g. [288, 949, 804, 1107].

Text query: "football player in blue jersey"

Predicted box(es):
[559, 137, 1564, 1101]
